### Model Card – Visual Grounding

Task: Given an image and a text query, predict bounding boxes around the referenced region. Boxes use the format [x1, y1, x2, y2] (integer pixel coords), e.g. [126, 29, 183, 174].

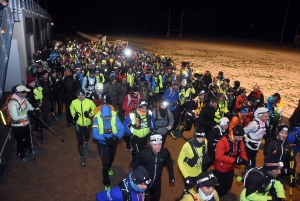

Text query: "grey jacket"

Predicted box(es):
[152, 108, 174, 135]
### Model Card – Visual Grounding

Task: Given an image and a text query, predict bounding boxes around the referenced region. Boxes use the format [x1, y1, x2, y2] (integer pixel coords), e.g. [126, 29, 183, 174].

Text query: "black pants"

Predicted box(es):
[205, 146, 216, 171]
[161, 134, 167, 147]
[149, 177, 162, 201]
[245, 146, 258, 167]
[41, 96, 50, 123]
[131, 135, 148, 158]
[97, 143, 118, 186]
[12, 125, 31, 159]
[75, 124, 90, 156]
[64, 96, 74, 124]
[118, 103, 125, 122]
[50, 96, 62, 116]
[171, 106, 180, 132]
[214, 169, 234, 197]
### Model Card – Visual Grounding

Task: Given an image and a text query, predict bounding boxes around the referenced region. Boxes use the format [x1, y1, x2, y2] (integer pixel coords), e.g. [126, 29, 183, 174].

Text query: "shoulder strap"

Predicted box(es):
[118, 179, 131, 201]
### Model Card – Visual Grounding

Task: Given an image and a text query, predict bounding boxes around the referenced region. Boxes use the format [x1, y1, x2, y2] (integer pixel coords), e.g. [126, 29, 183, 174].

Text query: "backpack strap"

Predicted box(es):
[118, 179, 131, 201]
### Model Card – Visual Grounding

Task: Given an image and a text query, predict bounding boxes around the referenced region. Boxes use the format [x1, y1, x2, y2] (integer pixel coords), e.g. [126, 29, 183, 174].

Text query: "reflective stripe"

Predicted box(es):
[106, 190, 113, 201]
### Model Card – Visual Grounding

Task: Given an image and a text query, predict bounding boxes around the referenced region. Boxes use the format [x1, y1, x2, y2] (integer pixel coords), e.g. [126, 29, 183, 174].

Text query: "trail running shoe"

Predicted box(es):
[108, 168, 114, 176]
[104, 185, 110, 191]
[54, 116, 59, 121]
[169, 131, 177, 139]
[22, 157, 29, 163]
[59, 115, 65, 120]
[80, 156, 86, 166]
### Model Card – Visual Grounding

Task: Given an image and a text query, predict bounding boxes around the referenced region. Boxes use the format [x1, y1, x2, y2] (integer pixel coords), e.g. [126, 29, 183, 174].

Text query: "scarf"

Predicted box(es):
[198, 188, 214, 200]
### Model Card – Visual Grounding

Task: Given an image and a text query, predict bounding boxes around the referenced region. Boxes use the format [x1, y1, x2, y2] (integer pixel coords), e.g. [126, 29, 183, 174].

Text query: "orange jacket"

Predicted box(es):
[229, 112, 244, 133]
[235, 95, 246, 111]
[214, 133, 248, 173]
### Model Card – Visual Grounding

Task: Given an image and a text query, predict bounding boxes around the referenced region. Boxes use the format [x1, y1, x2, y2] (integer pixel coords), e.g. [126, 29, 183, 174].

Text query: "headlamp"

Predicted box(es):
[264, 162, 284, 167]
[196, 173, 216, 184]
[161, 101, 169, 107]
[144, 178, 151, 185]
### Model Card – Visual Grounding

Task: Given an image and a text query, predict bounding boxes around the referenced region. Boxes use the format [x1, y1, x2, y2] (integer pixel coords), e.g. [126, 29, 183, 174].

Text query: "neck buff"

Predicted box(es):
[191, 137, 204, 148]
[198, 188, 214, 200]
[126, 173, 145, 193]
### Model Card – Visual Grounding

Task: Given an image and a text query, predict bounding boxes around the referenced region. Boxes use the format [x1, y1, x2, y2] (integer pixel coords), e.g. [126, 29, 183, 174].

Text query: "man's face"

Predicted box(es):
[122, 79, 127, 84]
[172, 85, 179, 91]
[233, 135, 243, 142]
[16, 92, 27, 99]
[77, 94, 85, 101]
[196, 137, 204, 143]
[65, 70, 71, 76]
[139, 105, 147, 112]
[43, 73, 49, 79]
[210, 101, 218, 109]
[259, 113, 270, 123]
[89, 73, 95, 77]
[111, 79, 117, 85]
[199, 94, 205, 100]
[1, 1, 8, 7]
[278, 130, 288, 141]
[151, 143, 162, 154]
[220, 124, 229, 130]
[136, 183, 147, 191]
[37, 67, 42, 72]
[29, 81, 36, 88]
[268, 168, 282, 178]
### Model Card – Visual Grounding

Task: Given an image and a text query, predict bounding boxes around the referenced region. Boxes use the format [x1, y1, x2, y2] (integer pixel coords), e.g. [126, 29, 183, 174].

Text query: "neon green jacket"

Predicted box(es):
[70, 98, 96, 126]
[34, 87, 43, 103]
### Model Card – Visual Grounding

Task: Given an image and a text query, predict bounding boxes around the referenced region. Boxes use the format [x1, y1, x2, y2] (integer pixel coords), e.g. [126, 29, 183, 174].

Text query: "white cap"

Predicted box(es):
[220, 117, 229, 126]
[254, 107, 269, 117]
[15, 85, 30, 93]
[150, 134, 162, 145]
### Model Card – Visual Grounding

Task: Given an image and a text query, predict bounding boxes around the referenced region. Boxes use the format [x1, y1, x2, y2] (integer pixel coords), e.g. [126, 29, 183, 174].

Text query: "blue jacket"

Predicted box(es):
[162, 74, 175, 83]
[266, 96, 275, 123]
[162, 87, 179, 111]
[50, 51, 61, 63]
[92, 105, 124, 145]
[145, 75, 156, 91]
[95, 183, 145, 201]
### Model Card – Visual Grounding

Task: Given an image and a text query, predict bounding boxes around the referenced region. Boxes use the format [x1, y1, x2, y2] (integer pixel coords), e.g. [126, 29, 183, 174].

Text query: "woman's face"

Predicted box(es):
[200, 186, 214, 196]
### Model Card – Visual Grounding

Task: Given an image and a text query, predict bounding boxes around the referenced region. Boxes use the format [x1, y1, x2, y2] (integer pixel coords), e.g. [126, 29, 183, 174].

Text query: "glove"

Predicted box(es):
[150, 130, 155, 135]
[27, 110, 34, 118]
[84, 111, 90, 118]
[104, 137, 117, 147]
[235, 157, 245, 164]
[73, 112, 79, 121]
[166, 126, 171, 130]
[111, 135, 119, 141]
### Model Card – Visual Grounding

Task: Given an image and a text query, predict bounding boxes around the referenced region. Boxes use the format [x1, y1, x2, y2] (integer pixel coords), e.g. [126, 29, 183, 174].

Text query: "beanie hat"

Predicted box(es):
[254, 107, 269, 118]
[131, 166, 151, 185]
[131, 86, 139, 94]
[220, 117, 229, 126]
[150, 134, 162, 145]
[232, 126, 245, 136]
[240, 107, 249, 114]
[196, 171, 218, 187]
[194, 126, 206, 138]
[277, 125, 289, 133]
[140, 77, 146, 82]
[76, 88, 85, 96]
[264, 155, 283, 171]
[41, 70, 49, 76]
[27, 76, 35, 84]
[172, 80, 180, 86]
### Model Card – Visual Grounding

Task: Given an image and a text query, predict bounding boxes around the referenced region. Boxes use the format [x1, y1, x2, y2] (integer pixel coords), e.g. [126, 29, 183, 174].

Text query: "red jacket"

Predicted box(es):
[122, 93, 143, 118]
[214, 134, 248, 173]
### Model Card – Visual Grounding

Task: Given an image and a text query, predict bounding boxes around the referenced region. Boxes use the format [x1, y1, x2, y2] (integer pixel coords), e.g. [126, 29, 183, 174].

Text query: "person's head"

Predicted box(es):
[1, 0, 8, 7]
[100, 105, 112, 122]
[159, 99, 168, 109]
[219, 117, 229, 131]
[171, 80, 180, 90]
[240, 87, 246, 96]
[217, 93, 225, 102]
[194, 126, 206, 143]
[232, 125, 245, 142]
[120, 75, 127, 84]
[128, 166, 151, 193]
[27, 76, 36, 87]
[196, 171, 218, 197]
[139, 77, 146, 85]
[14, 85, 30, 99]
[218, 71, 223, 78]
[36, 65, 42, 72]
[209, 97, 218, 109]
[138, 99, 148, 112]
[76, 88, 86, 101]
[197, 89, 205, 100]
[41, 70, 49, 79]
[150, 134, 162, 154]
[131, 86, 139, 98]
[75, 67, 82, 74]
[65, 68, 72, 76]
[253, 85, 260, 92]
[254, 107, 270, 123]
[88, 69, 95, 77]
[50, 69, 57, 78]
[239, 106, 249, 117]
[127, 67, 132, 74]
[264, 156, 283, 178]
[273, 93, 281, 103]
[110, 75, 117, 85]
[95, 83, 104, 95]
[277, 125, 289, 141]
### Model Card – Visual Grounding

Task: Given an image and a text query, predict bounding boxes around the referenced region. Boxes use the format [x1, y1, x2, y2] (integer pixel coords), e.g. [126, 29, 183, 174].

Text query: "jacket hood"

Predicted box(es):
[100, 105, 112, 118]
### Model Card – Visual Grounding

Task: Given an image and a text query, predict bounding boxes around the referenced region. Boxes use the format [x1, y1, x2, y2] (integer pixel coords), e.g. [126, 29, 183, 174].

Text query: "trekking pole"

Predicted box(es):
[37, 117, 64, 142]
[28, 122, 36, 161]
[290, 147, 295, 201]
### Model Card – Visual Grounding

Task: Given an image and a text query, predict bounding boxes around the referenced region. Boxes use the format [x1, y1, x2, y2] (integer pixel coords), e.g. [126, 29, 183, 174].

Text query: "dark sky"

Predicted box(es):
[40, 0, 300, 42]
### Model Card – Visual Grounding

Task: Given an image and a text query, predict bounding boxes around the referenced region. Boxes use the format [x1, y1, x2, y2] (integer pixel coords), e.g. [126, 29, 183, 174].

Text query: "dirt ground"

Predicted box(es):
[0, 35, 300, 201]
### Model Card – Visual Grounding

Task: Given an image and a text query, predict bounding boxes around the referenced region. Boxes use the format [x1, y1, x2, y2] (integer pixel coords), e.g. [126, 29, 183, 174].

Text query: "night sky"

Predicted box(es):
[40, 0, 300, 42]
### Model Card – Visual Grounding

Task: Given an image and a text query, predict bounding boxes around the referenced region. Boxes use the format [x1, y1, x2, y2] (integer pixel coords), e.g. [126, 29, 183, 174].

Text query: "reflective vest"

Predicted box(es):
[129, 110, 152, 138]
[96, 111, 117, 134]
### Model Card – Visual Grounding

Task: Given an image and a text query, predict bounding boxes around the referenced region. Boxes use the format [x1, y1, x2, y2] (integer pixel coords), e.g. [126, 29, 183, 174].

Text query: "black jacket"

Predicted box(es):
[130, 147, 174, 184]
[289, 106, 300, 127]
[198, 104, 216, 134]
[264, 137, 290, 166]
[207, 125, 228, 149]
